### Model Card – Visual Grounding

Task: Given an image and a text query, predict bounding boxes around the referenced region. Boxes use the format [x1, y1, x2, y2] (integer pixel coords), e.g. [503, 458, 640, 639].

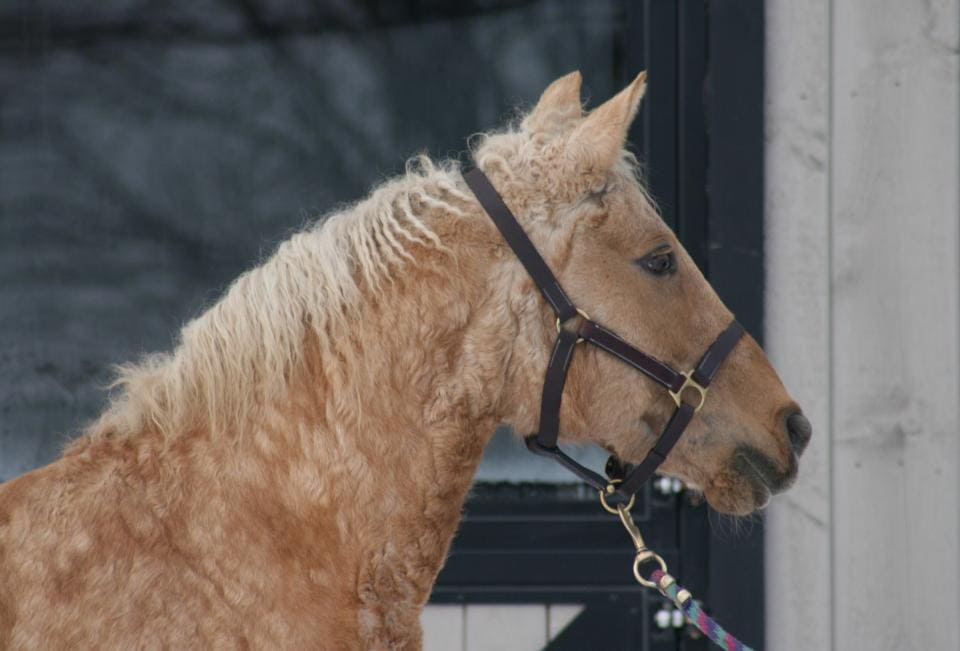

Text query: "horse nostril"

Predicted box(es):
[786, 412, 812, 456]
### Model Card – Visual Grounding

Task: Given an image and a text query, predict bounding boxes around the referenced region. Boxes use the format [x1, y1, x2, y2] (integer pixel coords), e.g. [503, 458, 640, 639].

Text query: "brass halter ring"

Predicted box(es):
[668, 370, 708, 412]
[599, 479, 636, 515]
[555, 308, 590, 343]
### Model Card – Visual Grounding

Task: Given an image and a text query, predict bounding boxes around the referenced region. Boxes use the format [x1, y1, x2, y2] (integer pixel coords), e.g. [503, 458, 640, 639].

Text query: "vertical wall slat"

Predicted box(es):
[764, 0, 833, 648]
[831, 1, 960, 650]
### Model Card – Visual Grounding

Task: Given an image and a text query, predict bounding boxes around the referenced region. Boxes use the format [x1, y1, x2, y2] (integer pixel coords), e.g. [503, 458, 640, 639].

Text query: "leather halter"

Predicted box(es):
[464, 168, 744, 500]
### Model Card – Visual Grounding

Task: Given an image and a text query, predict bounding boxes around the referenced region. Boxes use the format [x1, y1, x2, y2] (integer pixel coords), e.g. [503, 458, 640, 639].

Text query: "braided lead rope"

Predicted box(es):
[650, 569, 755, 651]
[602, 493, 755, 651]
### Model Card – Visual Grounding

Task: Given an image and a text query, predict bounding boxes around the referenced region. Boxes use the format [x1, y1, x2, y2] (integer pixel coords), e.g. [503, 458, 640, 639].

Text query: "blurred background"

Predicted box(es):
[1, 1, 957, 650]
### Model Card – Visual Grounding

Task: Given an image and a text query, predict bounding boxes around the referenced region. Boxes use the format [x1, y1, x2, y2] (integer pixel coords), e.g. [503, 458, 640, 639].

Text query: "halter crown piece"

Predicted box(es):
[464, 168, 744, 501]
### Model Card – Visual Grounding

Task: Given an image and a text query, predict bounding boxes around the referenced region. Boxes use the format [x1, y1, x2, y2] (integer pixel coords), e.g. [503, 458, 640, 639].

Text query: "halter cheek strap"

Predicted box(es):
[464, 168, 744, 499]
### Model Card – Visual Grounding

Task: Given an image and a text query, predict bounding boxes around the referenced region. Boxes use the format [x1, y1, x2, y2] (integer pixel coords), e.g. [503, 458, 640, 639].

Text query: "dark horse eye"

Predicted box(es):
[636, 250, 677, 276]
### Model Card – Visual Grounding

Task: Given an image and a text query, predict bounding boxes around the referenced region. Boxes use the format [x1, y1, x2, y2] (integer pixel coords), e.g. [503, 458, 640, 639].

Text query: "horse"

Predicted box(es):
[0, 71, 810, 649]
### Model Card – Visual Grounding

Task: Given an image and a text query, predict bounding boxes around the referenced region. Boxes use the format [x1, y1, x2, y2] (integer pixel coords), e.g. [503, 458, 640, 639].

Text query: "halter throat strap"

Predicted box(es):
[464, 168, 744, 499]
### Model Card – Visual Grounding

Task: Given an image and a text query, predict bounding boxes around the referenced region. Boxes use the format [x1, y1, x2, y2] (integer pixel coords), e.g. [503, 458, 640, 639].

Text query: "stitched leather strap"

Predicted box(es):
[464, 169, 578, 322]
[535, 328, 579, 449]
[691, 321, 744, 386]
[526, 436, 609, 491]
[526, 327, 611, 490]
[617, 403, 696, 496]
[578, 320, 684, 392]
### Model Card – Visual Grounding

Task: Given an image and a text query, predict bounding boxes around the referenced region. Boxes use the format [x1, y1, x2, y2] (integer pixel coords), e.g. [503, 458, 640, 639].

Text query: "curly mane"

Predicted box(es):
[74, 157, 473, 447]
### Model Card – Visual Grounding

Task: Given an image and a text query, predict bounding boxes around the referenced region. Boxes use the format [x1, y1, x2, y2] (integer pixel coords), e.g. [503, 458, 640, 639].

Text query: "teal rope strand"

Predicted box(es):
[651, 569, 754, 651]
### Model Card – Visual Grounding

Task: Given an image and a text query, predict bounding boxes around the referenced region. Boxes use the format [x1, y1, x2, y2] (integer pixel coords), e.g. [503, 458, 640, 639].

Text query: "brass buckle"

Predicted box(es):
[668, 370, 707, 412]
[555, 308, 590, 344]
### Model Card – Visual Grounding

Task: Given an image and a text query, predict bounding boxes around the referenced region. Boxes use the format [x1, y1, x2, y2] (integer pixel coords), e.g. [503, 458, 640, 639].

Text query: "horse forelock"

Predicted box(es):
[470, 117, 654, 216]
[74, 155, 474, 449]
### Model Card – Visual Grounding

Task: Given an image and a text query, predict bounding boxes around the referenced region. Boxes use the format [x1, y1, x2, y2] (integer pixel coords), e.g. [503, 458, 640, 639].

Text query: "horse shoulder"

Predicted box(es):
[0, 449, 182, 646]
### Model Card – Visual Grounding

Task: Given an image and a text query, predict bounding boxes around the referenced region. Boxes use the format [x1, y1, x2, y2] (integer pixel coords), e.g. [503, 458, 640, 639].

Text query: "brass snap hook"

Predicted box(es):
[602, 486, 673, 589]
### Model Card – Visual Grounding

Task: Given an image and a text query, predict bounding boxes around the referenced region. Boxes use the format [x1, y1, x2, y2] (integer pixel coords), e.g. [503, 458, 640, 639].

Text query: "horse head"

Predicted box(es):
[474, 71, 809, 515]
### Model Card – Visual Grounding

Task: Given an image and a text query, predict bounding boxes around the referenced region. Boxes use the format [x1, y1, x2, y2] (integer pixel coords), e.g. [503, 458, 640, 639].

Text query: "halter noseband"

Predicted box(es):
[464, 168, 744, 500]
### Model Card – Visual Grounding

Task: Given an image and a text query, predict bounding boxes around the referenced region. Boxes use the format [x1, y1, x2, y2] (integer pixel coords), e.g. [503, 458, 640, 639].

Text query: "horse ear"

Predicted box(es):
[566, 71, 647, 177]
[522, 70, 583, 133]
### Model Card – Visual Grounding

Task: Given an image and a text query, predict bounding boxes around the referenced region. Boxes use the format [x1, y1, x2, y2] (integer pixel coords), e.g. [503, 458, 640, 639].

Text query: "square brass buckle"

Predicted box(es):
[668, 370, 707, 412]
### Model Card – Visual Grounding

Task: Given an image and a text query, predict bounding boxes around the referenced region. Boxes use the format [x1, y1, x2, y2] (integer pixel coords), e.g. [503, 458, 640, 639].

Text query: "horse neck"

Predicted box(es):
[205, 225, 511, 578]
[68, 186, 524, 620]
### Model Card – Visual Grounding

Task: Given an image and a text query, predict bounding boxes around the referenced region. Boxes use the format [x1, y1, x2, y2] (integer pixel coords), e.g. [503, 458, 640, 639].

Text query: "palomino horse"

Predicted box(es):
[0, 71, 810, 649]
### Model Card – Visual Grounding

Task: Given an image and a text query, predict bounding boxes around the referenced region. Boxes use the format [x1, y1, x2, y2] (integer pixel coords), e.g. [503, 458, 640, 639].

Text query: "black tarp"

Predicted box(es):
[0, 0, 625, 481]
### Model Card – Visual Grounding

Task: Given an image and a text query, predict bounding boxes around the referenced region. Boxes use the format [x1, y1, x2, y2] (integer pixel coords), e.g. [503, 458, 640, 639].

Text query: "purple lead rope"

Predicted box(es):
[603, 493, 755, 651]
[650, 569, 755, 651]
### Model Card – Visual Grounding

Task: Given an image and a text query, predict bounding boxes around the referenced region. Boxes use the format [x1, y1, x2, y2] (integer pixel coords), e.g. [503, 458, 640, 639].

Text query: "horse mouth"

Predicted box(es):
[611, 443, 798, 515]
[702, 445, 798, 515]
[732, 445, 798, 503]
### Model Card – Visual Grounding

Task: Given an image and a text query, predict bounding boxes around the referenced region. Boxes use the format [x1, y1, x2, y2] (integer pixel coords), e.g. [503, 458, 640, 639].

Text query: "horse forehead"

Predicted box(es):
[599, 187, 663, 239]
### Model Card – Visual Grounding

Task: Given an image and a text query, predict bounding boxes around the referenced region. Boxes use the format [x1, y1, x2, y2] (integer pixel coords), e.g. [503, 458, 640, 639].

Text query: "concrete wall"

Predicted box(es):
[765, 1, 960, 649]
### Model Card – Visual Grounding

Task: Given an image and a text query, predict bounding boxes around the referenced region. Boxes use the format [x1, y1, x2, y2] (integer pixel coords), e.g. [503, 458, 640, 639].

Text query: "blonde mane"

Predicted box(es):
[74, 107, 646, 451]
[79, 156, 474, 446]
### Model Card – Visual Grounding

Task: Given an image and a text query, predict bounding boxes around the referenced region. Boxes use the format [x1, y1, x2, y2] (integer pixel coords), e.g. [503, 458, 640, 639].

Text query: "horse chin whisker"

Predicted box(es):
[706, 507, 763, 541]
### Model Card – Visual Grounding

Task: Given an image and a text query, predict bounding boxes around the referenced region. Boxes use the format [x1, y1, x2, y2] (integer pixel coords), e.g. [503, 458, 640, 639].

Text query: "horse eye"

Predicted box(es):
[636, 250, 676, 276]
